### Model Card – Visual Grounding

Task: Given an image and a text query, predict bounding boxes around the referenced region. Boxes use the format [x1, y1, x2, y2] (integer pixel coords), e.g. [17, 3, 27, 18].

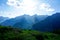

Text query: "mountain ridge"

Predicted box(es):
[32, 13, 60, 32]
[0, 15, 48, 29]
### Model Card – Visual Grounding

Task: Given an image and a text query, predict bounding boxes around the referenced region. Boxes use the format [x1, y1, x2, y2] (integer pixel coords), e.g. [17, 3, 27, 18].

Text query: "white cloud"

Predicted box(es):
[39, 3, 55, 12]
[7, 0, 37, 15]
[7, 0, 55, 12]
[7, 0, 36, 9]
[46, 8, 55, 12]
[7, 0, 22, 8]
[6, 0, 55, 18]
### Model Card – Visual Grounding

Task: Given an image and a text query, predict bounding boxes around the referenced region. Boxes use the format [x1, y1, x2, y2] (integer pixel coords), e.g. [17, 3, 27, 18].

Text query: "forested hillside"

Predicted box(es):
[0, 26, 60, 40]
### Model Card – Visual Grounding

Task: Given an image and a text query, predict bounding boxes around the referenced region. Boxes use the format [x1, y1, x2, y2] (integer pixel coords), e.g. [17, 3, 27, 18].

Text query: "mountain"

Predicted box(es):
[0, 16, 9, 23]
[0, 15, 48, 29]
[13, 15, 48, 29]
[32, 14, 48, 23]
[13, 15, 32, 29]
[32, 13, 60, 32]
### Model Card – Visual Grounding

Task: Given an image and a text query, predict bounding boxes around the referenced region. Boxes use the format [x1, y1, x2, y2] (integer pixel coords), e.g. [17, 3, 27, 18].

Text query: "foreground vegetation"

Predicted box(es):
[0, 26, 60, 40]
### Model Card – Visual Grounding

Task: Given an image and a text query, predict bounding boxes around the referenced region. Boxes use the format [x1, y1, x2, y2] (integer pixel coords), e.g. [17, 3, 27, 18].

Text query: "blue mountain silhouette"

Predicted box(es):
[32, 13, 60, 32]
[0, 15, 47, 29]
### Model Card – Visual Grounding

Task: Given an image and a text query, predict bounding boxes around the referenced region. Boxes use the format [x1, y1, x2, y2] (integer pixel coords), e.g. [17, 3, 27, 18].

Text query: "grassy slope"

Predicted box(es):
[0, 26, 60, 40]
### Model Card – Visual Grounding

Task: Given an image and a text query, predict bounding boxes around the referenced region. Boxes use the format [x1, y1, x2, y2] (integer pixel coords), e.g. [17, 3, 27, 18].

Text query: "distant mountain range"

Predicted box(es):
[0, 16, 9, 23]
[0, 13, 60, 32]
[32, 13, 60, 32]
[0, 15, 48, 29]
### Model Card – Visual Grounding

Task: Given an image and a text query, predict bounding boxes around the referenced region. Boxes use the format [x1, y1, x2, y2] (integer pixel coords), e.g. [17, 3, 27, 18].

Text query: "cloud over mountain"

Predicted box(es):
[5, 0, 55, 18]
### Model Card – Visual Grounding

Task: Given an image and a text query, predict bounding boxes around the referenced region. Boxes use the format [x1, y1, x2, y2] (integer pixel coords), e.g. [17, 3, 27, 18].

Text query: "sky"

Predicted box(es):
[0, 0, 60, 18]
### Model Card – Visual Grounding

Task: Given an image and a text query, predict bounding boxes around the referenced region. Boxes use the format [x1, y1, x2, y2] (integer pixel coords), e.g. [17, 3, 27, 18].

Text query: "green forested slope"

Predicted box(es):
[0, 26, 60, 40]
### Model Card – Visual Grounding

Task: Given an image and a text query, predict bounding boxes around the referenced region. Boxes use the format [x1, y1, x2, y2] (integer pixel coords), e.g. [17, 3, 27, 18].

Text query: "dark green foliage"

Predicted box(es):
[0, 26, 60, 40]
[53, 29, 60, 34]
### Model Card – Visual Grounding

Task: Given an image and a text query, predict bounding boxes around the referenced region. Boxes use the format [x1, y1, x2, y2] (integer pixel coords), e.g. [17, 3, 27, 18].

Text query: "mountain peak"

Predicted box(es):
[52, 12, 60, 16]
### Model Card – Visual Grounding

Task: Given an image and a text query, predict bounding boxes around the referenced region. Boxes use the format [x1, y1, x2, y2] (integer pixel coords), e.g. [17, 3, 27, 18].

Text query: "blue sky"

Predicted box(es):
[0, 0, 60, 18]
